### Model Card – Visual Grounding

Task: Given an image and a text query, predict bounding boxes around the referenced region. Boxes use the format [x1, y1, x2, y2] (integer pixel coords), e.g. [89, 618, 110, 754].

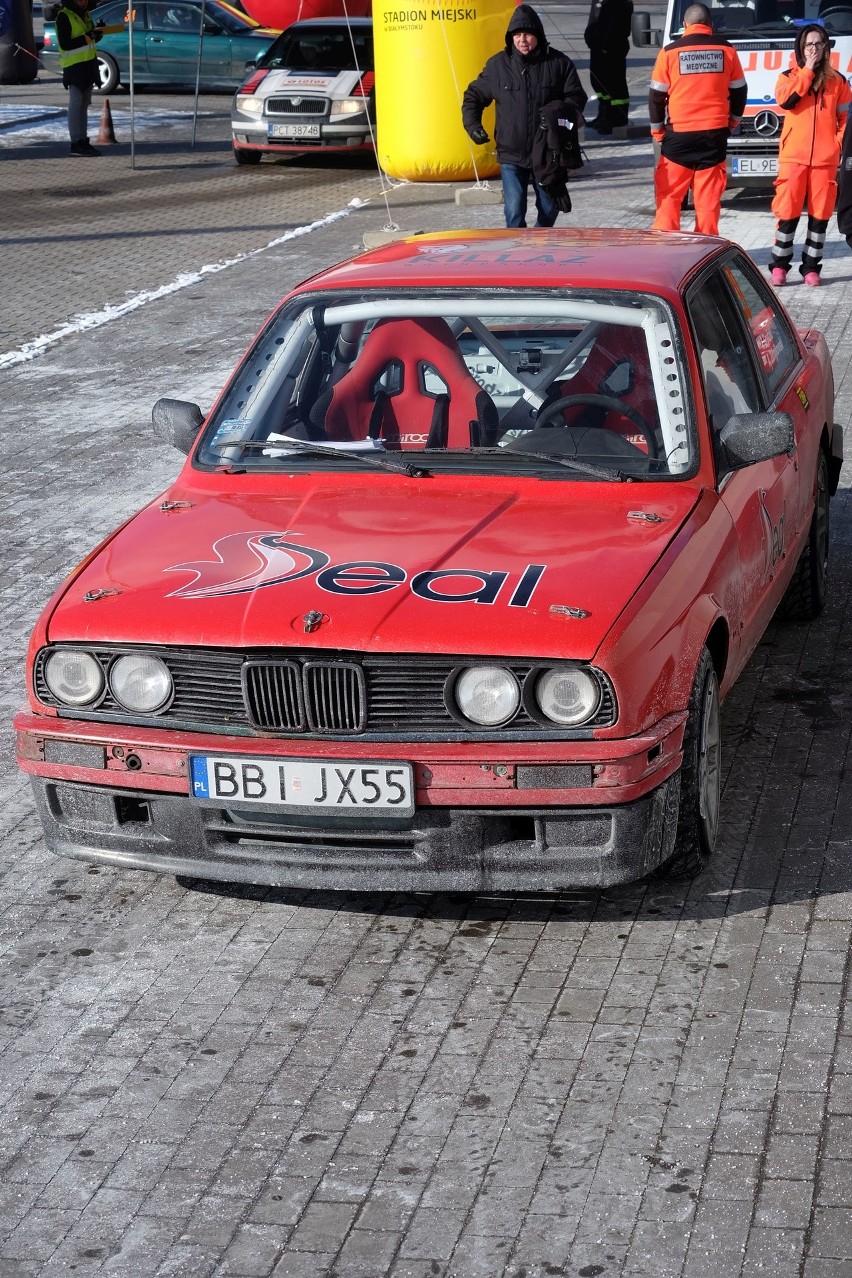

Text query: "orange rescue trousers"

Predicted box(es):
[771, 164, 836, 277]
[771, 162, 837, 222]
[652, 157, 727, 236]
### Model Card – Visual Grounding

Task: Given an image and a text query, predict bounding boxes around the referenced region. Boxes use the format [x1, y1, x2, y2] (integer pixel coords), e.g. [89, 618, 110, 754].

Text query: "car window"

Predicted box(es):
[197, 292, 696, 481]
[205, 4, 252, 33]
[93, 1, 128, 22]
[260, 26, 373, 72]
[148, 2, 198, 31]
[687, 271, 763, 440]
[723, 259, 800, 401]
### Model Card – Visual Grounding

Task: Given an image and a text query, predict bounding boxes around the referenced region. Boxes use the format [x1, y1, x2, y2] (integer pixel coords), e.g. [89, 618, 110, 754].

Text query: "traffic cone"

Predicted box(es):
[97, 98, 117, 145]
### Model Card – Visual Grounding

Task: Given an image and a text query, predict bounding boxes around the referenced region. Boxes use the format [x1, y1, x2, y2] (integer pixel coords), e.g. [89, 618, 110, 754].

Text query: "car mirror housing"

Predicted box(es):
[152, 397, 204, 454]
[718, 411, 795, 470]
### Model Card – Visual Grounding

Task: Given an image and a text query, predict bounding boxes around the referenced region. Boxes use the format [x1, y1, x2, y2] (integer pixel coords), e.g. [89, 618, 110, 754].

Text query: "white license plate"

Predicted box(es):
[268, 122, 321, 139]
[189, 754, 414, 814]
[731, 156, 777, 176]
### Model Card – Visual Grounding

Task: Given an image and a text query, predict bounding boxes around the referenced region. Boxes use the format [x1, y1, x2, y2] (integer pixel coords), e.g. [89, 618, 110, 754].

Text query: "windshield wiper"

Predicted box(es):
[208, 436, 430, 477]
[737, 20, 794, 33]
[481, 446, 632, 481]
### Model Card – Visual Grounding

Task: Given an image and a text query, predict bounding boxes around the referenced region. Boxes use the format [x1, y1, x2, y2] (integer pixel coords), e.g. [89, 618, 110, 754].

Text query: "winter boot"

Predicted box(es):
[610, 101, 630, 130]
[588, 101, 612, 134]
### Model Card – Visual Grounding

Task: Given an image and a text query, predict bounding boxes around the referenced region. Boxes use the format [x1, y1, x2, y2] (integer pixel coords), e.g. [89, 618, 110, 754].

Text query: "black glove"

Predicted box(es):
[468, 125, 489, 146]
[543, 180, 572, 214]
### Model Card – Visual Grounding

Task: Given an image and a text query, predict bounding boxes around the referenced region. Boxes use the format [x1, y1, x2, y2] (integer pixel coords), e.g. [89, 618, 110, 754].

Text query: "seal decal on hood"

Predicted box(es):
[165, 531, 546, 608]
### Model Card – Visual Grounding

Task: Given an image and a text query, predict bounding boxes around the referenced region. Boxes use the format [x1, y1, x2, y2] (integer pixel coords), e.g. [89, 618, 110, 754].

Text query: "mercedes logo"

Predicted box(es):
[754, 110, 781, 137]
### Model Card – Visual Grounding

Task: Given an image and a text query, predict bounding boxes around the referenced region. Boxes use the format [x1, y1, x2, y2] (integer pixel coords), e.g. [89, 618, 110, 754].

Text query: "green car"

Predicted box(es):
[41, 0, 275, 93]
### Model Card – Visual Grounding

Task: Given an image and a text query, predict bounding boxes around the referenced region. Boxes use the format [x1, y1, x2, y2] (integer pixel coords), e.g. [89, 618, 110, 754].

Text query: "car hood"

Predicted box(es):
[256, 68, 364, 96]
[47, 478, 702, 660]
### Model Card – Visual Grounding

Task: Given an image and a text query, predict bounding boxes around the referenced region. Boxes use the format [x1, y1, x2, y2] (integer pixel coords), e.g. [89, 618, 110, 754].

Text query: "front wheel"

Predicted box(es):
[233, 145, 262, 166]
[95, 52, 120, 94]
[658, 647, 721, 878]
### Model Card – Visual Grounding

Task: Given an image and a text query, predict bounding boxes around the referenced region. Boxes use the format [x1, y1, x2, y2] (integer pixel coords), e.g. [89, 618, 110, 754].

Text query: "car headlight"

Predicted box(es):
[535, 667, 601, 726]
[454, 666, 520, 726]
[109, 654, 172, 713]
[44, 650, 104, 707]
[330, 97, 364, 117]
[235, 94, 264, 116]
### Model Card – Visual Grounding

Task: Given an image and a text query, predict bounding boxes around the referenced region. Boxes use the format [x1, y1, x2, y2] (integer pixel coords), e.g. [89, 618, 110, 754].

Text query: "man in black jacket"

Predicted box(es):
[462, 4, 587, 228]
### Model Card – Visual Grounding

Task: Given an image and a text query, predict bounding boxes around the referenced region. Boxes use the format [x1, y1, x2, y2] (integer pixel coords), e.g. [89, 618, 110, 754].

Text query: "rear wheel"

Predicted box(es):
[95, 52, 120, 94]
[233, 145, 262, 166]
[658, 647, 721, 878]
[781, 448, 829, 621]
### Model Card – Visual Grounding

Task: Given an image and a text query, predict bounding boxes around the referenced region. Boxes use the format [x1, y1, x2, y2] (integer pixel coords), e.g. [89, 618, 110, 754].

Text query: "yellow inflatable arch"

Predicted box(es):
[374, 0, 517, 181]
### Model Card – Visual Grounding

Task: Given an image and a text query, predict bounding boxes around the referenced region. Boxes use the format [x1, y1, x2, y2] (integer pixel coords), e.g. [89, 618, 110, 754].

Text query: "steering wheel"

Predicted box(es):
[536, 393, 659, 458]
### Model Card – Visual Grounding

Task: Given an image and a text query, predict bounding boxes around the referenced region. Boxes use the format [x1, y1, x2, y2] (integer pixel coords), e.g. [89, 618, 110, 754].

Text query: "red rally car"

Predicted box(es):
[15, 229, 842, 891]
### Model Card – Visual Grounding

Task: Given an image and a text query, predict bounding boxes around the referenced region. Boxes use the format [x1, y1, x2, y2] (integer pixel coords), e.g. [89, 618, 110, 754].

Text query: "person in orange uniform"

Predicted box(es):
[770, 23, 851, 288]
[648, 2, 747, 235]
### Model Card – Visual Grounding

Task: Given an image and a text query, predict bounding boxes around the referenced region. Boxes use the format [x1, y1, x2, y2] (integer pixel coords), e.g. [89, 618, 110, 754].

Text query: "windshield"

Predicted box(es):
[668, 0, 852, 37]
[258, 24, 373, 72]
[198, 292, 695, 480]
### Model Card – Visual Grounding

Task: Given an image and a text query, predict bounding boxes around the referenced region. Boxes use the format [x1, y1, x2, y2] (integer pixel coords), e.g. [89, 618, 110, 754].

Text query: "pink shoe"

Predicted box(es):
[770, 267, 787, 286]
[804, 271, 821, 287]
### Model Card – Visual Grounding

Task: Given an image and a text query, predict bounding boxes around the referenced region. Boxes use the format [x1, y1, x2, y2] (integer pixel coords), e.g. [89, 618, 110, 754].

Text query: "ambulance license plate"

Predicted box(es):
[189, 754, 414, 814]
[731, 156, 777, 176]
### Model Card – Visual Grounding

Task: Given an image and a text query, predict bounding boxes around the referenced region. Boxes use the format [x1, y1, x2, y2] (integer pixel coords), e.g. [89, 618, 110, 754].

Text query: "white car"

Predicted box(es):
[231, 16, 374, 165]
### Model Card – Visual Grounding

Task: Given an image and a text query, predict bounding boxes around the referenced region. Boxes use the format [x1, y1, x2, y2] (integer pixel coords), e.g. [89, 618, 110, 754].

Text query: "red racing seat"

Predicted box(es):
[310, 317, 499, 450]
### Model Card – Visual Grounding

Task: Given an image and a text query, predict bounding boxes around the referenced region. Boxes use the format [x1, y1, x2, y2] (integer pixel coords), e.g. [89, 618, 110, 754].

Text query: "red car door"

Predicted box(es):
[722, 258, 811, 547]
[686, 266, 795, 666]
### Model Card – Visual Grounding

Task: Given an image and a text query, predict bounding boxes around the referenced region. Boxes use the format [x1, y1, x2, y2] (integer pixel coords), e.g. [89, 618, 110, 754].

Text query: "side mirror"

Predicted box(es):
[152, 397, 204, 454]
[203, 20, 221, 33]
[719, 410, 795, 469]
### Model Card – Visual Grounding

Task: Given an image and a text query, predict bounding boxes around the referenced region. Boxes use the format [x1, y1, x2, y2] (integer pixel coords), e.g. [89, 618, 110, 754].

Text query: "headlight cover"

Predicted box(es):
[109, 654, 173, 714]
[43, 650, 104, 707]
[330, 98, 364, 117]
[535, 667, 601, 726]
[454, 666, 520, 726]
[235, 95, 264, 116]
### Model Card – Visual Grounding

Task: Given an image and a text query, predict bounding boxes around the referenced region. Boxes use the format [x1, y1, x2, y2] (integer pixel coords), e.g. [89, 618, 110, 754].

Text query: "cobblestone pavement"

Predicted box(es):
[2, 10, 852, 1274]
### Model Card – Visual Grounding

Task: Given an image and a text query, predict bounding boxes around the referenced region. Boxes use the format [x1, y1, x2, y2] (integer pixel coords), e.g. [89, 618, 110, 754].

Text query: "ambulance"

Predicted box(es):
[641, 0, 852, 183]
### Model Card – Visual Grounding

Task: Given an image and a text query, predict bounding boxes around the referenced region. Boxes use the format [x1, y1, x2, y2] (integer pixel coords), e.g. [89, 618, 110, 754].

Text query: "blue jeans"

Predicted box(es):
[500, 164, 558, 228]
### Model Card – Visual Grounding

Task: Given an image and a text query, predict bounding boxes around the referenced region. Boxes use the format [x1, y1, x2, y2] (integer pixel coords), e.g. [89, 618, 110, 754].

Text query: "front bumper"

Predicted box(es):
[231, 115, 372, 154]
[27, 775, 680, 890]
[16, 710, 686, 890]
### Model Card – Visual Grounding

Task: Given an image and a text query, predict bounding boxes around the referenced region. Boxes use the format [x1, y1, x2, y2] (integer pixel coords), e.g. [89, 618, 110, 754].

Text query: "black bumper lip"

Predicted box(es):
[30, 774, 680, 891]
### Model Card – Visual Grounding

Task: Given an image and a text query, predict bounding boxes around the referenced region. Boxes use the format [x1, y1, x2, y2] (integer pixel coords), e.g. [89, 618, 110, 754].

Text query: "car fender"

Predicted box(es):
[593, 487, 735, 737]
[23, 498, 169, 708]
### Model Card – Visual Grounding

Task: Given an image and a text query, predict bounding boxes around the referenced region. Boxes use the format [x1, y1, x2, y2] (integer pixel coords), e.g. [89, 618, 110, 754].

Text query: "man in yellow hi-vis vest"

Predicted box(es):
[55, 0, 104, 156]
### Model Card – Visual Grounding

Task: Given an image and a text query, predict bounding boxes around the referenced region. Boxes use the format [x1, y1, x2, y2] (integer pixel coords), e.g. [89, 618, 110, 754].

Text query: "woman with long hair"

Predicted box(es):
[770, 23, 851, 287]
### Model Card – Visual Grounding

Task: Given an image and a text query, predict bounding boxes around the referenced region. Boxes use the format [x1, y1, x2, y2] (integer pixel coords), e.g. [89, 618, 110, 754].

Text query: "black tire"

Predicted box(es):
[781, 448, 829, 621]
[233, 146, 262, 166]
[658, 647, 721, 878]
[95, 52, 120, 94]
